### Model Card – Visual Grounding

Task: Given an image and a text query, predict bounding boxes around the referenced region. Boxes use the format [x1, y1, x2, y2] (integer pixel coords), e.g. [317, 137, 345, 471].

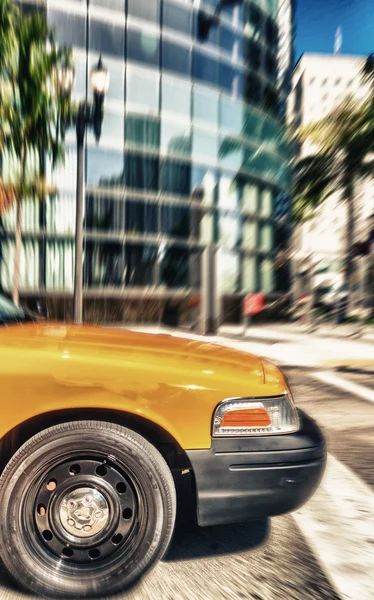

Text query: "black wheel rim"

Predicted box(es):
[29, 455, 142, 566]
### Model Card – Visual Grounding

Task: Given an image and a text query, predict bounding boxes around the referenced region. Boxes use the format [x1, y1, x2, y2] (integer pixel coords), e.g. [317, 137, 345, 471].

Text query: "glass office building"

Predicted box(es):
[0, 0, 292, 322]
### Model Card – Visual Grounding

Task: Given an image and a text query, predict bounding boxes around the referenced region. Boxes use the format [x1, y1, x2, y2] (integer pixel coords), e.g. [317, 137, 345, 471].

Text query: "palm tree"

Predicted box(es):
[0, 1, 73, 305]
[292, 96, 374, 307]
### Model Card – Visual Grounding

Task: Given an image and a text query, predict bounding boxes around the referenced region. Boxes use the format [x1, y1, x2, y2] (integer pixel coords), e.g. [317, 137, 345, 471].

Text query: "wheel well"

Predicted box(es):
[0, 409, 194, 481]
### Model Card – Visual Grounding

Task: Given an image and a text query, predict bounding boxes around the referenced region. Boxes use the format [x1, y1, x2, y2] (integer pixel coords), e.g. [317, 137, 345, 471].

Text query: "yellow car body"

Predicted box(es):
[0, 323, 287, 450]
[0, 311, 326, 598]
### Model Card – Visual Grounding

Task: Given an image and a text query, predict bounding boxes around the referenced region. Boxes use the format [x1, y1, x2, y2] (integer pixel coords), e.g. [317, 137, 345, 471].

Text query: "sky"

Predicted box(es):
[296, 0, 374, 59]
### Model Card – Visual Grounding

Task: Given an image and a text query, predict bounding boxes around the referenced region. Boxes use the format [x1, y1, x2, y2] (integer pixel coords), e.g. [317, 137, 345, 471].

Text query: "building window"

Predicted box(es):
[127, 0, 160, 24]
[220, 26, 243, 61]
[192, 50, 219, 86]
[90, 18, 125, 57]
[46, 241, 74, 291]
[160, 205, 190, 239]
[85, 195, 125, 232]
[245, 73, 262, 106]
[260, 258, 273, 293]
[85, 241, 124, 287]
[217, 249, 240, 293]
[126, 65, 159, 114]
[125, 114, 160, 149]
[162, 38, 190, 76]
[220, 64, 243, 97]
[159, 159, 191, 196]
[163, 1, 192, 35]
[218, 175, 239, 209]
[220, 96, 243, 134]
[242, 219, 257, 250]
[124, 243, 157, 286]
[1, 240, 40, 291]
[161, 77, 191, 118]
[219, 212, 241, 248]
[86, 148, 124, 186]
[124, 152, 159, 191]
[193, 86, 219, 126]
[260, 224, 273, 252]
[125, 200, 158, 235]
[192, 127, 218, 162]
[48, 10, 86, 49]
[242, 256, 256, 292]
[160, 119, 191, 156]
[242, 183, 258, 212]
[127, 27, 159, 67]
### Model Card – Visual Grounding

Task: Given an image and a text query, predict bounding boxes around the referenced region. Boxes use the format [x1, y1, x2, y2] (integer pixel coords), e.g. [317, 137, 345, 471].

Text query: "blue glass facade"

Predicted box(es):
[0, 0, 292, 321]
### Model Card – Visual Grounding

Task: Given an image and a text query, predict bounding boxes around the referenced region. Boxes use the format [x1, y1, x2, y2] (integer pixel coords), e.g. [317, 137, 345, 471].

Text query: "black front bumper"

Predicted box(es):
[186, 410, 326, 527]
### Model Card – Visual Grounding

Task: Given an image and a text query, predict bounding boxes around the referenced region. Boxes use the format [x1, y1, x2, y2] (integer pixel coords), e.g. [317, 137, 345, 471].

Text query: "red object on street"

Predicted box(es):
[243, 293, 265, 316]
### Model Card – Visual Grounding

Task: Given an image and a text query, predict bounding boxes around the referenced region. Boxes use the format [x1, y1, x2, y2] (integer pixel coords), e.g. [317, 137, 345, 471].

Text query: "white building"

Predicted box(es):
[289, 53, 374, 292]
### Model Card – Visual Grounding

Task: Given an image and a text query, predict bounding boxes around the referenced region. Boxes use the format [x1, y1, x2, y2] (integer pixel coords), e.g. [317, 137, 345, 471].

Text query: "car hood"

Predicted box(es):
[0, 322, 265, 382]
[0, 323, 288, 449]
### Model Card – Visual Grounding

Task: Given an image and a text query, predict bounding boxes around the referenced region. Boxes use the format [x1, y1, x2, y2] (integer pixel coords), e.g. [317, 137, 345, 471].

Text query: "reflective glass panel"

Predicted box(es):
[126, 66, 159, 114]
[127, 27, 159, 67]
[242, 183, 258, 212]
[85, 195, 125, 232]
[192, 50, 219, 86]
[124, 243, 158, 286]
[192, 86, 219, 126]
[48, 10, 86, 49]
[260, 224, 273, 252]
[162, 77, 191, 118]
[125, 115, 160, 149]
[162, 39, 190, 76]
[161, 119, 191, 156]
[163, 1, 192, 35]
[160, 205, 191, 239]
[127, 0, 160, 23]
[90, 18, 125, 57]
[192, 128, 218, 162]
[125, 200, 158, 234]
[159, 159, 191, 196]
[218, 175, 239, 209]
[260, 258, 273, 293]
[160, 245, 190, 288]
[242, 256, 257, 293]
[125, 152, 159, 191]
[219, 212, 241, 248]
[261, 189, 273, 217]
[85, 240, 124, 287]
[217, 249, 240, 293]
[242, 220, 257, 249]
[220, 96, 243, 134]
[46, 241, 74, 291]
[87, 148, 124, 186]
[220, 64, 243, 98]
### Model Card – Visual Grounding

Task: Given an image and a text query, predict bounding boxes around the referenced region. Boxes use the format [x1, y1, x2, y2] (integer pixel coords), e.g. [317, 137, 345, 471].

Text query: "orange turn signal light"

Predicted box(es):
[220, 408, 271, 428]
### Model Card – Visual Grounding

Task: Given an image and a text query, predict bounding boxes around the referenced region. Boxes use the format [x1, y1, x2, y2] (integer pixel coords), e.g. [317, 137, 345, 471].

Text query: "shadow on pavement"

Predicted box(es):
[164, 514, 270, 562]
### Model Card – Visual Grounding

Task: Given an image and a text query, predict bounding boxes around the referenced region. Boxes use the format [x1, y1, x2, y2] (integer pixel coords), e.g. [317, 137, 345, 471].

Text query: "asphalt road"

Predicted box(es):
[1, 368, 373, 600]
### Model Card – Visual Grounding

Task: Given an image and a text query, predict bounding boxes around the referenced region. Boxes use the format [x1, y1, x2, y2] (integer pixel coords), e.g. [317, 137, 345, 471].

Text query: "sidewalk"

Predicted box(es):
[125, 324, 374, 369]
[219, 322, 374, 344]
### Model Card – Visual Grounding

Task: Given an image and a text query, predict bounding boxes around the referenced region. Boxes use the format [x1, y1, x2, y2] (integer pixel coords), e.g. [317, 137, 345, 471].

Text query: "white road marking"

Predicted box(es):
[312, 371, 374, 405]
[294, 454, 374, 600]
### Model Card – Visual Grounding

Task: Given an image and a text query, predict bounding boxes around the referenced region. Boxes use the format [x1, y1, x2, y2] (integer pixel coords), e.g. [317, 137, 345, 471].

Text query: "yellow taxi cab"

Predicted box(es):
[0, 294, 326, 598]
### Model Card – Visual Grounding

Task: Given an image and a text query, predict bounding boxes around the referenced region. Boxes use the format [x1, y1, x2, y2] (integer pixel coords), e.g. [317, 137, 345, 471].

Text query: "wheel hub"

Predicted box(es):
[59, 487, 109, 538]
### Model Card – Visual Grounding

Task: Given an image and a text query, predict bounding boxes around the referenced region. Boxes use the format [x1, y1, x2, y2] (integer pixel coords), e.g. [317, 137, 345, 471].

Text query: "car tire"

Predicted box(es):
[0, 420, 176, 598]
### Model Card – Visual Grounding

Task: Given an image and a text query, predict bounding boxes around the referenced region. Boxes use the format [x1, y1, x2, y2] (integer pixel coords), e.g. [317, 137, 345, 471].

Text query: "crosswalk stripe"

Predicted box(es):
[312, 371, 374, 404]
[294, 453, 374, 600]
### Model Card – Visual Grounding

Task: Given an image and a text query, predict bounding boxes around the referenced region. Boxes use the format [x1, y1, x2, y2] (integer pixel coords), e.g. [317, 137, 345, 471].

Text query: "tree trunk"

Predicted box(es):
[343, 174, 355, 317]
[12, 147, 26, 307]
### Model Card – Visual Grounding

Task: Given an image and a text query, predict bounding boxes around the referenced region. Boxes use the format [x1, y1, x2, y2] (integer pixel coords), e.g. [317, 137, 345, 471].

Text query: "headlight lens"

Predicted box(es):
[212, 394, 299, 437]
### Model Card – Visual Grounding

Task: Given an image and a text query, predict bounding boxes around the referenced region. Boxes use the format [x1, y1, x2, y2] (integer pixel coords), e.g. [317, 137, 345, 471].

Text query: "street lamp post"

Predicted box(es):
[59, 56, 110, 324]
